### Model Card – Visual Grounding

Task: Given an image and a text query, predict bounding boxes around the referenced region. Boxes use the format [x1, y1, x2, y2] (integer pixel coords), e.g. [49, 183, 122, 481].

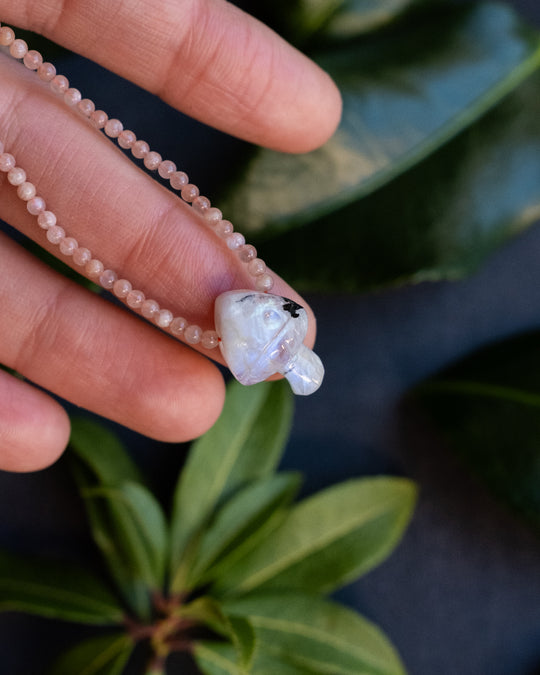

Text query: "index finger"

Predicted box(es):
[0, 0, 342, 153]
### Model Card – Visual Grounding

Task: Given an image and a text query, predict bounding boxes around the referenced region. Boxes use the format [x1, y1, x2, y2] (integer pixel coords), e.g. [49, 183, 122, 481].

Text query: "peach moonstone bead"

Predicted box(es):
[155, 309, 173, 328]
[0, 153, 16, 172]
[37, 211, 56, 229]
[9, 39, 27, 59]
[27, 196, 46, 215]
[132, 141, 149, 159]
[158, 160, 176, 178]
[104, 119, 123, 138]
[170, 171, 188, 189]
[38, 62, 56, 82]
[64, 88, 82, 107]
[113, 279, 132, 298]
[47, 225, 65, 244]
[91, 110, 108, 129]
[0, 27, 15, 46]
[141, 299, 159, 319]
[23, 50, 43, 70]
[50, 75, 69, 95]
[126, 290, 145, 309]
[86, 259, 104, 277]
[99, 269, 117, 289]
[78, 99, 95, 117]
[7, 167, 27, 185]
[60, 237, 78, 256]
[170, 317, 187, 336]
[184, 325, 202, 344]
[73, 247, 91, 266]
[118, 130, 136, 149]
[17, 182, 37, 201]
[144, 151, 161, 170]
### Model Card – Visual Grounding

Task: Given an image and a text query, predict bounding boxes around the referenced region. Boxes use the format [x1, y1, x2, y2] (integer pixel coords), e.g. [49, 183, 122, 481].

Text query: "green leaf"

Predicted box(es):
[205, 510, 288, 593]
[261, 66, 540, 291]
[178, 596, 230, 635]
[145, 666, 166, 675]
[169, 380, 293, 590]
[145, 667, 166, 675]
[249, 649, 321, 675]
[72, 466, 153, 620]
[186, 473, 301, 589]
[413, 330, 540, 532]
[69, 417, 143, 486]
[194, 642, 246, 675]
[0, 550, 123, 625]
[70, 421, 164, 618]
[324, 0, 423, 38]
[224, 592, 406, 675]
[179, 595, 257, 672]
[48, 633, 134, 675]
[212, 477, 416, 595]
[194, 641, 325, 675]
[224, 3, 540, 235]
[248, 0, 420, 47]
[295, 0, 344, 37]
[226, 616, 257, 672]
[188, 611, 254, 674]
[84, 482, 168, 589]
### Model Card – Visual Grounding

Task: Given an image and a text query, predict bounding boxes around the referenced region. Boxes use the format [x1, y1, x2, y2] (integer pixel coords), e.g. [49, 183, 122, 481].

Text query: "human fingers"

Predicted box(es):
[0, 51, 315, 342]
[0, 0, 342, 153]
[0, 50, 315, 443]
[0, 368, 70, 472]
[0, 231, 225, 446]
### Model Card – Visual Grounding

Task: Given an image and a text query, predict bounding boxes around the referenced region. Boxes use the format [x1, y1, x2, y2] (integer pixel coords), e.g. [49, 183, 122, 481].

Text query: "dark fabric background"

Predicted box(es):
[2, 1, 540, 673]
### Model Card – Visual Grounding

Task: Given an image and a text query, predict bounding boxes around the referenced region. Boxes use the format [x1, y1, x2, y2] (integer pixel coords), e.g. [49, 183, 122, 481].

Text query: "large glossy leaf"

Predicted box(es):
[186, 473, 301, 589]
[48, 633, 134, 675]
[69, 417, 143, 486]
[413, 330, 540, 532]
[169, 380, 293, 590]
[212, 477, 416, 595]
[0, 551, 123, 625]
[222, 3, 540, 238]
[224, 592, 406, 675]
[260, 66, 540, 291]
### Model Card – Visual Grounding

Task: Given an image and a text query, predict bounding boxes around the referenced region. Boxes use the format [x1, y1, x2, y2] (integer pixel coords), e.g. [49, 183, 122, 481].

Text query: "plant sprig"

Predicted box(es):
[0, 380, 416, 674]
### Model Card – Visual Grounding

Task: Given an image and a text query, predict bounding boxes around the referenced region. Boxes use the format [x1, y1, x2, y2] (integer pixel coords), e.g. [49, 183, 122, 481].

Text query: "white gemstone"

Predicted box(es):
[215, 290, 324, 395]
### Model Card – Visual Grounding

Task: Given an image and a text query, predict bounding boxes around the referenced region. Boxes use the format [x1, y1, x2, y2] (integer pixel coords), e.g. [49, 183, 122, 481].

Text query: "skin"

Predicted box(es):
[0, 0, 342, 472]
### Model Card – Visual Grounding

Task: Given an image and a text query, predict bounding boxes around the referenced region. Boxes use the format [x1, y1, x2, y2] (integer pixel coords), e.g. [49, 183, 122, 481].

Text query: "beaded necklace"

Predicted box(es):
[0, 24, 324, 395]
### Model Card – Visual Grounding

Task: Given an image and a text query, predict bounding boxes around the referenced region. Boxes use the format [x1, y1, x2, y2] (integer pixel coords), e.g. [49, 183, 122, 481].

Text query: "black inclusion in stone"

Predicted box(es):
[282, 298, 302, 318]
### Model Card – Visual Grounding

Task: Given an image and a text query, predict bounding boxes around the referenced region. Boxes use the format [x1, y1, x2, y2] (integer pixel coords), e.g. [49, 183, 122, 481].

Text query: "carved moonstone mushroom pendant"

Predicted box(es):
[215, 291, 324, 395]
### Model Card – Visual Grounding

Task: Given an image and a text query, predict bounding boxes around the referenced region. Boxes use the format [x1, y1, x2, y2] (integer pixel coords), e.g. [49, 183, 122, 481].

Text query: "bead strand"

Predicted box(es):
[0, 144, 219, 349]
[0, 21, 274, 293]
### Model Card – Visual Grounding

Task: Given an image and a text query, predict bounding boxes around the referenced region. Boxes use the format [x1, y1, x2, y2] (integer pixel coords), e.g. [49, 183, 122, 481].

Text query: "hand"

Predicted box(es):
[0, 0, 342, 471]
